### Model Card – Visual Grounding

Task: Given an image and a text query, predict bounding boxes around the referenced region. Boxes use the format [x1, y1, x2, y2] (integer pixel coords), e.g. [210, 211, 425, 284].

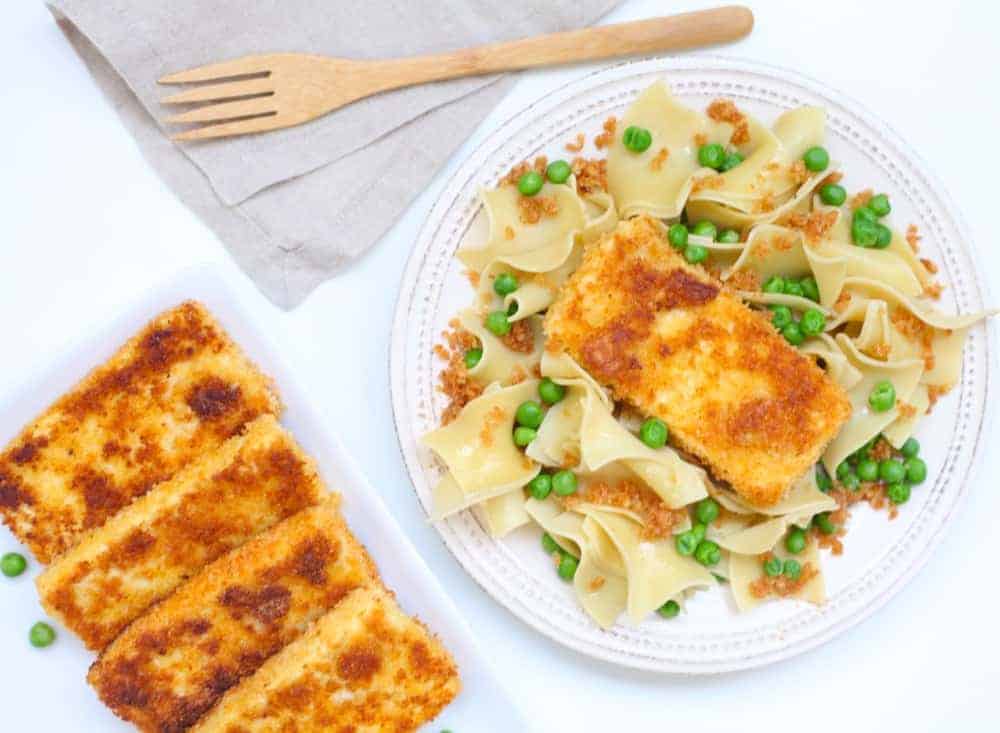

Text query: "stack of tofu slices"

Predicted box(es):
[0, 301, 459, 733]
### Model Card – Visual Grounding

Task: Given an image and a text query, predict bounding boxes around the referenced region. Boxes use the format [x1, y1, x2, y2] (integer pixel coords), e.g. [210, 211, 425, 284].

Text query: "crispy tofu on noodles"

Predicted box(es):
[544, 216, 851, 506]
[190, 586, 461, 733]
[37, 415, 325, 651]
[88, 497, 379, 733]
[0, 301, 282, 563]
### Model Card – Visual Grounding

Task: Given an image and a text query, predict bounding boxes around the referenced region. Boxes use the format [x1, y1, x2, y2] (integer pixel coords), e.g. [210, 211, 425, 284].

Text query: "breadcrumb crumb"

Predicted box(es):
[706, 99, 750, 145]
[594, 117, 617, 149]
[649, 147, 669, 172]
[435, 320, 484, 425]
[572, 158, 608, 195]
[565, 133, 585, 153]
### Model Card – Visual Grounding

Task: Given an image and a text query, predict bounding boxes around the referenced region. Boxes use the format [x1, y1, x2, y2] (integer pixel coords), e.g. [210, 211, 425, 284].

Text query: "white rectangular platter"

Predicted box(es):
[0, 265, 525, 731]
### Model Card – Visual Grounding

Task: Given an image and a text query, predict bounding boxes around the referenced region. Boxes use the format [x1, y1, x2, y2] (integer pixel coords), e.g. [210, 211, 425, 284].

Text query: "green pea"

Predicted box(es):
[868, 193, 891, 217]
[800, 276, 821, 302]
[668, 223, 689, 249]
[517, 170, 544, 197]
[717, 229, 740, 244]
[691, 220, 717, 239]
[694, 540, 721, 567]
[513, 426, 536, 447]
[904, 457, 927, 484]
[485, 310, 511, 337]
[639, 417, 669, 449]
[857, 458, 879, 482]
[879, 459, 906, 484]
[720, 151, 744, 172]
[901, 437, 920, 458]
[675, 531, 698, 557]
[695, 498, 720, 524]
[557, 553, 579, 581]
[622, 125, 652, 153]
[515, 400, 544, 429]
[463, 347, 483, 370]
[783, 559, 802, 580]
[684, 244, 708, 264]
[816, 463, 833, 492]
[782, 322, 805, 346]
[1, 552, 27, 578]
[29, 622, 56, 649]
[493, 272, 519, 296]
[783, 280, 805, 298]
[690, 522, 707, 544]
[698, 143, 726, 170]
[869, 380, 896, 412]
[872, 223, 893, 249]
[785, 528, 807, 554]
[852, 217, 880, 248]
[552, 470, 578, 496]
[546, 159, 572, 184]
[886, 482, 911, 505]
[813, 512, 837, 535]
[657, 600, 681, 618]
[800, 308, 826, 337]
[763, 556, 784, 577]
[770, 305, 793, 330]
[836, 460, 853, 480]
[841, 472, 861, 491]
[854, 206, 878, 223]
[762, 276, 786, 294]
[538, 378, 566, 405]
[541, 532, 560, 554]
[819, 183, 847, 206]
[803, 146, 829, 172]
[529, 474, 553, 501]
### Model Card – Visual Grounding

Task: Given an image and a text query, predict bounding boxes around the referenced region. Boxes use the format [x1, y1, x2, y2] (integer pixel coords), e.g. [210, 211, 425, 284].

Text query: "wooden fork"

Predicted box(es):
[159, 6, 753, 141]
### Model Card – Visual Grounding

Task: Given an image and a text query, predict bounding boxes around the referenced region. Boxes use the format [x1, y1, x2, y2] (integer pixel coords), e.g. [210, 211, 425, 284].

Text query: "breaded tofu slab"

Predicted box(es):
[0, 301, 282, 563]
[545, 216, 851, 506]
[190, 586, 460, 733]
[88, 497, 379, 733]
[37, 414, 325, 651]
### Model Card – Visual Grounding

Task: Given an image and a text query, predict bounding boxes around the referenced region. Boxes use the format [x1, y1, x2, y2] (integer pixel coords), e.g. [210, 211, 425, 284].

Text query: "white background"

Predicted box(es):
[1, 1, 998, 731]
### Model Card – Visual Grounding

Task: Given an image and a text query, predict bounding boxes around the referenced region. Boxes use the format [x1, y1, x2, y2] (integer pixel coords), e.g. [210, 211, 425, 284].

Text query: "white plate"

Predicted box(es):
[390, 56, 996, 673]
[0, 266, 525, 731]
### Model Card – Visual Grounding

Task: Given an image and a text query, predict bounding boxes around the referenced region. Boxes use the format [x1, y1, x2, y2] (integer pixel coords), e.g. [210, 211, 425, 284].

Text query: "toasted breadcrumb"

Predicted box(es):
[727, 268, 761, 292]
[850, 189, 874, 209]
[594, 117, 617, 149]
[749, 554, 818, 598]
[706, 99, 750, 145]
[789, 159, 810, 185]
[692, 174, 724, 193]
[517, 195, 559, 225]
[563, 479, 685, 540]
[927, 384, 949, 411]
[649, 147, 670, 172]
[572, 157, 608, 195]
[833, 291, 852, 313]
[501, 319, 535, 354]
[920, 257, 939, 274]
[588, 577, 606, 592]
[499, 157, 548, 187]
[753, 192, 777, 213]
[897, 402, 918, 419]
[435, 320, 484, 425]
[890, 308, 936, 370]
[693, 132, 708, 147]
[863, 342, 891, 361]
[906, 224, 921, 252]
[479, 406, 506, 448]
[565, 133, 585, 153]
[778, 210, 838, 243]
[923, 281, 944, 299]
[821, 171, 844, 185]
[503, 226, 515, 241]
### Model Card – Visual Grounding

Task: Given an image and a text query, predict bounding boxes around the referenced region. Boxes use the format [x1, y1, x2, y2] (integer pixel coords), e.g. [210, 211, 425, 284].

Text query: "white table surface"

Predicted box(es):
[2, 1, 997, 731]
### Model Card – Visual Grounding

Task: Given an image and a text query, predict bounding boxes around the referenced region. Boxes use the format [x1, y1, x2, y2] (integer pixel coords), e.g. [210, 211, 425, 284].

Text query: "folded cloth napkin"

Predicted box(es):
[48, 0, 618, 308]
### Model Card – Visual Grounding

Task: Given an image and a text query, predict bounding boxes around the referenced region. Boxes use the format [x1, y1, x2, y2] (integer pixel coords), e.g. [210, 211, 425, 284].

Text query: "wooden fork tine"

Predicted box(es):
[161, 78, 274, 105]
[165, 97, 277, 125]
[158, 56, 271, 85]
[172, 115, 288, 141]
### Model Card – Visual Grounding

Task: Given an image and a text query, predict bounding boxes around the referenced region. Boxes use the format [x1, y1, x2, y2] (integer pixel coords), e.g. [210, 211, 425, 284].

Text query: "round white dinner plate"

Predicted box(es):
[389, 55, 995, 673]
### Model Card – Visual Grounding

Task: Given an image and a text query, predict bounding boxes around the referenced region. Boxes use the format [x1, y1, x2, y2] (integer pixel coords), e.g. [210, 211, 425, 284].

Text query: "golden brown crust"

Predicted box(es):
[544, 216, 852, 506]
[88, 498, 379, 733]
[189, 586, 460, 733]
[0, 301, 282, 563]
[37, 415, 324, 651]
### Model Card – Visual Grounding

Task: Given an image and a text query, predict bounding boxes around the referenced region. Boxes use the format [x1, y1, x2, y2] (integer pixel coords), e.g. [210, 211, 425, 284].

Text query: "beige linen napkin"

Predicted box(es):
[47, 0, 618, 308]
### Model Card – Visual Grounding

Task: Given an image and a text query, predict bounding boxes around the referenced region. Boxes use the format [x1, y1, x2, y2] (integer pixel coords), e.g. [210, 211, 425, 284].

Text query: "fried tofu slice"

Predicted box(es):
[37, 415, 324, 651]
[0, 301, 282, 563]
[190, 586, 461, 733]
[88, 497, 379, 733]
[544, 216, 851, 506]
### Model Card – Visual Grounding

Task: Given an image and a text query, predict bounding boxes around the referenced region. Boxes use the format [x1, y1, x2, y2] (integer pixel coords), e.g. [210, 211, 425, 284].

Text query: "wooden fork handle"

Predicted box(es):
[368, 6, 753, 90]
